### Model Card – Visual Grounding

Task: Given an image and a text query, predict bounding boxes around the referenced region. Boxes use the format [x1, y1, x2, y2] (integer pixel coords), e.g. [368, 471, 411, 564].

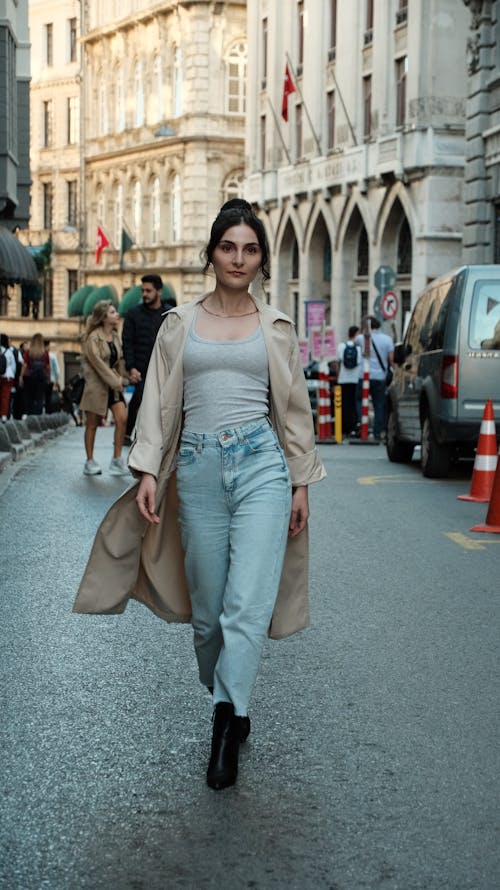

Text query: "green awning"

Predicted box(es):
[82, 284, 119, 317]
[118, 283, 176, 317]
[0, 227, 39, 285]
[118, 285, 142, 317]
[67, 285, 95, 317]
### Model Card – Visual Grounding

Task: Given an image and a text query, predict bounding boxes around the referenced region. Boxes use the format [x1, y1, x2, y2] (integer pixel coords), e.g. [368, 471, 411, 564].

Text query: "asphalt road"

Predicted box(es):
[1, 427, 499, 890]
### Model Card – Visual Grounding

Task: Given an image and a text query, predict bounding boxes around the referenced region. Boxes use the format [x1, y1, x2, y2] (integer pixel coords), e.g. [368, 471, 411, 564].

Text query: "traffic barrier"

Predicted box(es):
[333, 384, 342, 444]
[317, 360, 333, 440]
[360, 360, 370, 441]
[470, 455, 500, 534]
[457, 399, 498, 502]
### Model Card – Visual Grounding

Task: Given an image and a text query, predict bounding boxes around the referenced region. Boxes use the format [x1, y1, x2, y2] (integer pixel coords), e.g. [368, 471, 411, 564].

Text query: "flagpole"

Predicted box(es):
[267, 97, 292, 165]
[330, 68, 358, 147]
[285, 53, 323, 158]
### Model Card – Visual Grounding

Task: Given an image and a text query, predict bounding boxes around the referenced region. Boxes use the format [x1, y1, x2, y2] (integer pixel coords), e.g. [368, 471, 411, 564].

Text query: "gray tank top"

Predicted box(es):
[183, 320, 269, 433]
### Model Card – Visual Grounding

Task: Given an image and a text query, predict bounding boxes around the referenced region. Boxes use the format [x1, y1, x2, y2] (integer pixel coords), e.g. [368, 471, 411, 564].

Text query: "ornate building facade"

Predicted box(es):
[14, 0, 246, 380]
[462, 0, 500, 262]
[245, 0, 470, 341]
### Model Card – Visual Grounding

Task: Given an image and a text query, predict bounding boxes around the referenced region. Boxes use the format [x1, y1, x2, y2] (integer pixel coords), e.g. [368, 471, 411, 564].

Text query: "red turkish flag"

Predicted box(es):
[95, 226, 109, 264]
[281, 64, 296, 122]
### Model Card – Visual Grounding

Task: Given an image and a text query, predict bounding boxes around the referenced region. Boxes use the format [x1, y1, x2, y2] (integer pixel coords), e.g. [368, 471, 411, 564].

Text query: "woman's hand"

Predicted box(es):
[136, 473, 160, 524]
[288, 485, 309, 537]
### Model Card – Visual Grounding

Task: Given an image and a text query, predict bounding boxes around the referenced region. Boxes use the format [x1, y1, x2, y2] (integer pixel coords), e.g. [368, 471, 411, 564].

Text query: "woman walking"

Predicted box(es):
[74, 200, 325, 789]
[19, 333, 49, 415]
[80, 300, 129, 476]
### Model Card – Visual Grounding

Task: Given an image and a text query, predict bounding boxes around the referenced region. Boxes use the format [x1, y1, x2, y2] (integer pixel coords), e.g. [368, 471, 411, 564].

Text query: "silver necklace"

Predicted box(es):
[201, 300, 258, 319]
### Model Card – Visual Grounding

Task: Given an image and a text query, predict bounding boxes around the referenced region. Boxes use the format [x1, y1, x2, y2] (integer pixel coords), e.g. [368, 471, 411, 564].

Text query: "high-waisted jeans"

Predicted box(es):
[176, 419, 292, 716]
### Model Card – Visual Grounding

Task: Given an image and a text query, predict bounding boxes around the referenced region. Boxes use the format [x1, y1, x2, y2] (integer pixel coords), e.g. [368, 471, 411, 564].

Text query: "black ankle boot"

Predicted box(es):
[206, 702, 240, 790]
[237, 715, 251, 743]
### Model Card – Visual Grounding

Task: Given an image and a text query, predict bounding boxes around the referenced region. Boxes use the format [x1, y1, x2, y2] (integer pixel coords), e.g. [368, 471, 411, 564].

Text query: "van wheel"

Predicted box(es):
[386, 411, 414, 463]
[421, 416, 451, 478]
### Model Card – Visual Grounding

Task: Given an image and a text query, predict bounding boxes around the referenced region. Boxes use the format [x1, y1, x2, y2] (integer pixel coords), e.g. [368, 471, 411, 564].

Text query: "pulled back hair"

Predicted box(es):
[203, 199, 270, 280]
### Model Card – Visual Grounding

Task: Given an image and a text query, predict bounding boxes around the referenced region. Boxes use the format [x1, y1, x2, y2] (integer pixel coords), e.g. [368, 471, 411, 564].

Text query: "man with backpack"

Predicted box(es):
[337, 325, 361, 438]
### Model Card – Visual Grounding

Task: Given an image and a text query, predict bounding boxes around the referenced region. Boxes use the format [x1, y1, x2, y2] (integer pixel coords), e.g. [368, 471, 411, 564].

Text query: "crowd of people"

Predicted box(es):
[0, 275, 176, 476]
[0, 334, 60, 421]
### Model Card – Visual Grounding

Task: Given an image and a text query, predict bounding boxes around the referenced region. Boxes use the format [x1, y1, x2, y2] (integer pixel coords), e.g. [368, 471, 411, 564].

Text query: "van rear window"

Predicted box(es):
[469, 280, 500, 349]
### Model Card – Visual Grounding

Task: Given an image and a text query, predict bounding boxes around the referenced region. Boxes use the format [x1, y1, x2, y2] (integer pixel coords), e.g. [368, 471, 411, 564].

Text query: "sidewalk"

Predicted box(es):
[0, 411, 70, 475]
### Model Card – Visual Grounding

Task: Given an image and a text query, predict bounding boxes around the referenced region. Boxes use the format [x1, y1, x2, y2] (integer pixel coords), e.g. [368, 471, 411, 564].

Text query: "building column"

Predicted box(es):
[462, 0, 495, 262]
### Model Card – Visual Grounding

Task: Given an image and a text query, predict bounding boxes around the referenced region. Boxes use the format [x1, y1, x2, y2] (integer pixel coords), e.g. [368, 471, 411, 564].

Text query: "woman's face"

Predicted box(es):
[211, 223, 262, 289]
[105, 305, 119, 326]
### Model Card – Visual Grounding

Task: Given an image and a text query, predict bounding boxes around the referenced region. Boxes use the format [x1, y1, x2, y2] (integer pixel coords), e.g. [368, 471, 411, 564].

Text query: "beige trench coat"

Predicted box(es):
[80, 328, 128, 417]
[73, 296, 326, 638]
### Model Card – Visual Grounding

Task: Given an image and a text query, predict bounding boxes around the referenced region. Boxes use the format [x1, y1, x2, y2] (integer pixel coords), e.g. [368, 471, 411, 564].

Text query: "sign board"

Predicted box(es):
[298, 338, 310, 367]
[381, 290, 399, 320]
[305, 300, 326, 331]
[310, 326, 336, 360]
[374, 265, 396, 294]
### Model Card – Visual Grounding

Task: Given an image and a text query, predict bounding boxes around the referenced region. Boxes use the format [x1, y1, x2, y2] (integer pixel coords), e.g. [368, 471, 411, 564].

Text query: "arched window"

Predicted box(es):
[397, 217, 412, 274]
[223, 171, 244, 203]
[226, 42, 247, 114]
[154, 55, 163, 123]
[152, 177, 161, 245]
[116, 67, 125, 132]
[114, 182, 123, 246]
[171, 174, 181, 242]
[292, 241, 299, 279]
[357, 225, 369, 276]
[133, 180, 142, 243]
[173, 47, 183, 117]
[135, 61, 144, 127]
[99, 77, 108, 135]
[323, 235, 331, 281]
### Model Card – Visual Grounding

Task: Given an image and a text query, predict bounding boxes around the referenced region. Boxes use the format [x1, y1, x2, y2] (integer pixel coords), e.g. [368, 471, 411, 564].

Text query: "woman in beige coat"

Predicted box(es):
[80, 300, 129, 476]
[74, 200, 325, 790]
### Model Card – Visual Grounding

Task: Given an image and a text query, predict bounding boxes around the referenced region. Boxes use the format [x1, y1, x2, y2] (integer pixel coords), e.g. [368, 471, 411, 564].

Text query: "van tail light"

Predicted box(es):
[441, 355, 458, 399]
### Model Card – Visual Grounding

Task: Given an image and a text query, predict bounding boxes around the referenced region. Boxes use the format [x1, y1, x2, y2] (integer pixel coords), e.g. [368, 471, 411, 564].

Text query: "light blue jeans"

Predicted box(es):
[176, 418, 292, 716]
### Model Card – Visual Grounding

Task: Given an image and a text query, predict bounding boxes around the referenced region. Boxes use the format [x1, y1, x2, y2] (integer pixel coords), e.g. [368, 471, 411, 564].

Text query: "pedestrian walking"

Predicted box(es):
[0, 334, 18, 420]
[19, 333, 50, 415]
[121, 274, 176, 444]
[337, 325, 361, 437]
[44, 339, 61, 413]
[80, 300, 129, 476]
[73, 199, 326, 791]
[355, 317, 394, 440]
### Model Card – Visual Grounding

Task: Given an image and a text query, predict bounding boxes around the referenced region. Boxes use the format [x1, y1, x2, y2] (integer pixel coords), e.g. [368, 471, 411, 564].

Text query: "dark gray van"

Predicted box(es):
[386, 265, 500, 477]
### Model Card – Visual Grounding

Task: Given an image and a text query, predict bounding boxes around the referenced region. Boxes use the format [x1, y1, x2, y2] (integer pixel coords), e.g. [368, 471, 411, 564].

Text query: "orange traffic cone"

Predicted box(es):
[471, 456, 500, 533]
[457, 399, 498, 502]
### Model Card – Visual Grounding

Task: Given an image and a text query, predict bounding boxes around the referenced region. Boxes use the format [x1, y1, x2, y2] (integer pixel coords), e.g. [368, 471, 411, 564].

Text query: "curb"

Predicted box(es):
[0, 412, 71, 471]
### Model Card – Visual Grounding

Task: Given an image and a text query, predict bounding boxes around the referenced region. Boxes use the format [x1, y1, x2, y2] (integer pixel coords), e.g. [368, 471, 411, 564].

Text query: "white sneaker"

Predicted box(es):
[83, 458, 102, 476]
[109, 457, 129, 476]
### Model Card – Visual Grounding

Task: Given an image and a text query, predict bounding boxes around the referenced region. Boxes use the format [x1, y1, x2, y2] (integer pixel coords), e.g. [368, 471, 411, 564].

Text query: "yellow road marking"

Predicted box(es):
[445, 532, 500, 550]
[357, 474, 423, 485]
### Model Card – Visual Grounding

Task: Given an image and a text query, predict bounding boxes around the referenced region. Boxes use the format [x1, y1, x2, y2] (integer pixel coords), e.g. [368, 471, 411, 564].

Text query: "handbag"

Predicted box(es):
[69, 373, 85, 405]
[372, 339, 393, 386]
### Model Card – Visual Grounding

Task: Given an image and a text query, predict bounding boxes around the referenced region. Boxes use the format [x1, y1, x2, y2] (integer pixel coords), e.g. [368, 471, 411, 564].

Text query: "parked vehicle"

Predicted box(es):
[386, 265, 500, 477]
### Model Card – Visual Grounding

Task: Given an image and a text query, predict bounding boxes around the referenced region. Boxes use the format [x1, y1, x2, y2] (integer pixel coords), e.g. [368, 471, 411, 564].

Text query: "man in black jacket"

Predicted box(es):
[122, 274, 176, 442]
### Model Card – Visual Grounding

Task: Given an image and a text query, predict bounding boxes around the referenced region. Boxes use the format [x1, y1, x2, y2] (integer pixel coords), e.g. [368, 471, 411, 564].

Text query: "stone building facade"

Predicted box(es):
[245, 0, 470, 342]
[0, 0, 31, 228]
[462, 0, 500, 262]
[11, 0, 246, 381]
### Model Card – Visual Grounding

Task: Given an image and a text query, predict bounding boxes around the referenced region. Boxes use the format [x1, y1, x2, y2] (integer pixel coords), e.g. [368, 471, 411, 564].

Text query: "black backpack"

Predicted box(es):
[0, 351, 6, 376]
[342, 342, 359, 370]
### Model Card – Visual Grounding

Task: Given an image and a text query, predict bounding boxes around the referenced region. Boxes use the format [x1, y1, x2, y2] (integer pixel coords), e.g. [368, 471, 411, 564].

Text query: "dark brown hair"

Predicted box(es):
[203, 199, 270, 280]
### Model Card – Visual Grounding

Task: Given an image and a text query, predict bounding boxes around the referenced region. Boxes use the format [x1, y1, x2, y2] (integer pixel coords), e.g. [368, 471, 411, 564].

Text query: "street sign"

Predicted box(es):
[381, 290, 399, 319]
[374, 265, 396, 294]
